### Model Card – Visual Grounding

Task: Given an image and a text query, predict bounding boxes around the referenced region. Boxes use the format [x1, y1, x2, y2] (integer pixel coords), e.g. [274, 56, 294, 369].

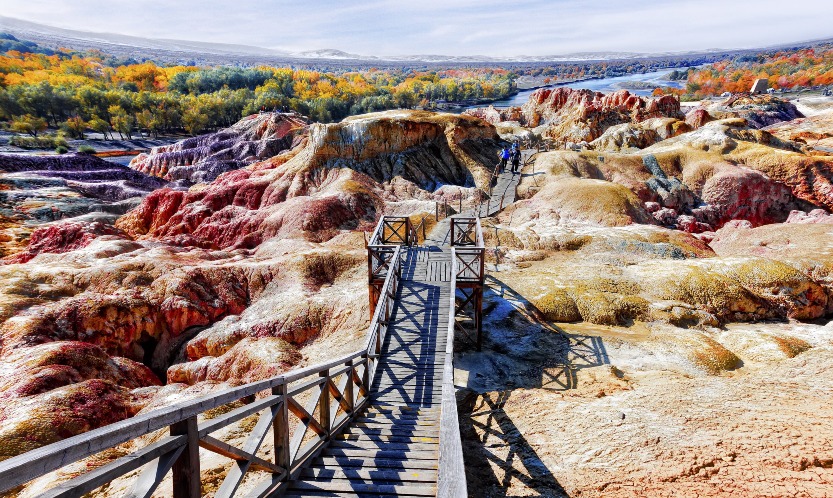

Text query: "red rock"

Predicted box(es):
[0, 379, 143, 460]
[685, 108, 712, 129]
[4, 221, 127, 264]
[117, 111, 499, 250]
[0, 342, 159, 401]
[785, 208, 833, 224]
[520, 88, 683, 142]
[697, 166, 805, 228]
[167, 337, 301, 386]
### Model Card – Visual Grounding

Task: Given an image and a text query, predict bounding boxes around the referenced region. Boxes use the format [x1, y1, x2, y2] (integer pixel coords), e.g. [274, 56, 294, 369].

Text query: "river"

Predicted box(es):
[463, 68, 686, 110]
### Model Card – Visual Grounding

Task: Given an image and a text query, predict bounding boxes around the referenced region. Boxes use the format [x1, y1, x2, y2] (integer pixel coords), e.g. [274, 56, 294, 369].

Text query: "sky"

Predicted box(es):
[3, 0, 833, 57]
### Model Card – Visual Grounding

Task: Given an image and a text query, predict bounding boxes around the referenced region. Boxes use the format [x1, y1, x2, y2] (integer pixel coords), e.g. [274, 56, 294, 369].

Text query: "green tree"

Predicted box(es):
[88, 115, 112, 140]
[61, 116, 87, 139]
[182, 105, 209, 136]
[10, 114, 47, 137]
[108, 105, 134, 140]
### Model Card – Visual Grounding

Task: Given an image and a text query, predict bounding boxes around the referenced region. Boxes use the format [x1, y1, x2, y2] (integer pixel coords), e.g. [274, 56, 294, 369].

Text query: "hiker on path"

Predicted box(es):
[499, 147, 510, 172]
[511, 147, 521, 173]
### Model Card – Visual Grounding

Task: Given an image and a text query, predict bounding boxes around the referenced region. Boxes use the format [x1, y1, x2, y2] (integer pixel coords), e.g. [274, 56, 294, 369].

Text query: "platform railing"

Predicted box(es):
[0, 247, 404, 498]
[438, 252, 469, 498]
[450, 217, 485, 351]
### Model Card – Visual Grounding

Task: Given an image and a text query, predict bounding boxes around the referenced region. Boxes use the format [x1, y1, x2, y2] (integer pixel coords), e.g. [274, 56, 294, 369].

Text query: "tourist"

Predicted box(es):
[511, 148, 521, 173]
[499, 147, 510, 172]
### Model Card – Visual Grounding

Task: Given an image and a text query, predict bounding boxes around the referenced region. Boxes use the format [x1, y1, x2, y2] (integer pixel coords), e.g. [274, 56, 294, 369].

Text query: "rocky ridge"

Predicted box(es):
[130, 111, 309, 184]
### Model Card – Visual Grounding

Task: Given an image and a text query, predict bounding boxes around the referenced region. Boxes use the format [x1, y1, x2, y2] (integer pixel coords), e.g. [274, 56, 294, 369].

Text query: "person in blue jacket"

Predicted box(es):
[499, 147, 510, 172]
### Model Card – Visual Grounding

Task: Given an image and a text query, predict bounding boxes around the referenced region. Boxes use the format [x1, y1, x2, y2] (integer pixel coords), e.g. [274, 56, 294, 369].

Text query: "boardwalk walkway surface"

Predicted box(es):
[284, 247, 451, 497]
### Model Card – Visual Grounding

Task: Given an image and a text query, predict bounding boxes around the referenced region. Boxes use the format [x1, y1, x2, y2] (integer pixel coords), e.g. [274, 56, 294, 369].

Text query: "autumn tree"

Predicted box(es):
[9, 114, 47, 136]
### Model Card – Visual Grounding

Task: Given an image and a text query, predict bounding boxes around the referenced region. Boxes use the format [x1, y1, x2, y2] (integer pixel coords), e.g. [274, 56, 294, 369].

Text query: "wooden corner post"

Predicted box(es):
[170, 417, 200, 498]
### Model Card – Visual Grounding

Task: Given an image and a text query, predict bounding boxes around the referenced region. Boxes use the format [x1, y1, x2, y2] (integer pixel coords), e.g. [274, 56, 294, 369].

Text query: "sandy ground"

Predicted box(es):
[454, 275, 833, 498]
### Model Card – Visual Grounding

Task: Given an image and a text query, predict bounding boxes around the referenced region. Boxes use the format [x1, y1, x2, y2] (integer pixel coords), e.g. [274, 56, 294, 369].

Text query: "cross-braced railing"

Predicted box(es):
[0, 247, 404, 498]
[450, 217, 485, 351]
[367, 216, 417, 315]
[449, 216, 484, 248]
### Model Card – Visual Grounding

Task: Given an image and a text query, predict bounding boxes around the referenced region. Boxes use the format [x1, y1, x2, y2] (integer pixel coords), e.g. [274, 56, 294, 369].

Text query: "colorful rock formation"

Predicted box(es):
[130, 111, 309, 184]
[0, 110, 503, 465]
[520, 88, 684, 143]
[687, 93, 804, 129]
[0, 153, 166, 259]
[117, 110, 499, 250]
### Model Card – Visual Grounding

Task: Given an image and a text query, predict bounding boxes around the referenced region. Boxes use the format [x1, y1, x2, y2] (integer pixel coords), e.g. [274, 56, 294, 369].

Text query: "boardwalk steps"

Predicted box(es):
[284, 247, 451, 496]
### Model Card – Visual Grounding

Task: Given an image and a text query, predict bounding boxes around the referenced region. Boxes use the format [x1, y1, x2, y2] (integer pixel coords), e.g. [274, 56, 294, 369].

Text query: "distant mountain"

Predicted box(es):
[0, 16, 292, 57]
[2, 15, 832, 64]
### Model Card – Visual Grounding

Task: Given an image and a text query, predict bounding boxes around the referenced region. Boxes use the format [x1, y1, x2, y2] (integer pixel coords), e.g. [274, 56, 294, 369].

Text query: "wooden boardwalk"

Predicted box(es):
[283, 247, 452, 497]
[478, 169, 522, 217]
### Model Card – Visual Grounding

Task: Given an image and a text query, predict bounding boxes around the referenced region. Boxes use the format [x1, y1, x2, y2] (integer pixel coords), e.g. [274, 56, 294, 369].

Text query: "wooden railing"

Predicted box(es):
[0, 246, 405, 498]
[368, 215, 412, 246]
[437, 251, 469, 498]
[450, 217, 485, 351]
[450, 216, 484, 248]
[368, 216, 415, 315]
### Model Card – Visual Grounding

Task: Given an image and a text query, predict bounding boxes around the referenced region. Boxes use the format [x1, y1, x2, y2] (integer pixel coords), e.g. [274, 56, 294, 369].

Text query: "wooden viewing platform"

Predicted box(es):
[0, 150, 535, 496]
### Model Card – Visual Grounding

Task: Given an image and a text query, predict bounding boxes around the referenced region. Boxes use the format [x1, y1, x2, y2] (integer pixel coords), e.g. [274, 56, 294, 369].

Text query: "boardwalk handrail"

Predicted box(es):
[438, 248, 469, 497]
[368, 215, 413, 246]
[0, 247, 404, 497]
[450, 216, 484, 248]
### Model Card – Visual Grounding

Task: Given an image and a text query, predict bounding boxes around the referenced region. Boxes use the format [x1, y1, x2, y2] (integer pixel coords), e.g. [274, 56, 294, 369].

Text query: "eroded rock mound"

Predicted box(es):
[130, 112, 309, 184]
[0, 153, 166, 259]
[521, 88, 684, 143]
[687, 94, 803, 129]
[117, 110, 500, 250]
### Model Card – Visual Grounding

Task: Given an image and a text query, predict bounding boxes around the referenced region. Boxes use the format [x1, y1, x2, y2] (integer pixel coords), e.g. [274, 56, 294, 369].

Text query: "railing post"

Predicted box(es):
[319, 369, 331, 437]
[362, 352, 371, 401]
[344, 360, 355, 415]
[170, 416, 200, 498]
[273, 383, 290, 476]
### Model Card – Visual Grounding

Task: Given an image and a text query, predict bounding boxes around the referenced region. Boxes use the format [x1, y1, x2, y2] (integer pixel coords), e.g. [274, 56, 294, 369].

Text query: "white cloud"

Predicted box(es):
[2, 0, 832, 57]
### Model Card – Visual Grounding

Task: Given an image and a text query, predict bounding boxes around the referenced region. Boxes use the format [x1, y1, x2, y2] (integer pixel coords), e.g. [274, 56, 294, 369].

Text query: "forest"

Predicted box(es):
[3, 32, 833, 145]
[653, 44, 833, 100]
[0, 35, 515, 141]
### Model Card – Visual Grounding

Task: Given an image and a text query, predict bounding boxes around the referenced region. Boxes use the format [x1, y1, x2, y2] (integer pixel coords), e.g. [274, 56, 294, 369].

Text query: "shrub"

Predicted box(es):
[9, 134, 67, 150]
[77, 145, 96, 155]
[534, 288, 581, 322]
[55, 145, 68, 154]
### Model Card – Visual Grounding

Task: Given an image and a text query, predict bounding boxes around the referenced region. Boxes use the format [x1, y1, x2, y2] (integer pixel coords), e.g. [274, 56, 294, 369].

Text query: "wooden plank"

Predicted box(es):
[300, 467, 438, 482]
[348, 427, 440, 437]
[199, 435, 284, 474]
[329, 441, 439, 452]
[289, 480, 435, 495]
[354, 418, 439, 426]
[358, 412, 439, 420]
[283, 491, 432, 498]
[170, 417, 200, 498]
[334, 434, 439, 444]
[312, 457, 439, 470]
[437, 259, 468, 498]
[324, 448, 438, 460]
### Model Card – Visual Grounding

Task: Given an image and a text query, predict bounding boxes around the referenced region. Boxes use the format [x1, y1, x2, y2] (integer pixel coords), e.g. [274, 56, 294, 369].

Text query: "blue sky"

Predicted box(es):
[3, 0, 833, 56]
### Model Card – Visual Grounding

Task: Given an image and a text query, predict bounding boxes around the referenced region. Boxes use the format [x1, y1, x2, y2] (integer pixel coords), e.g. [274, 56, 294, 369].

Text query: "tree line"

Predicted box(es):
[0, 45, 516, 141]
